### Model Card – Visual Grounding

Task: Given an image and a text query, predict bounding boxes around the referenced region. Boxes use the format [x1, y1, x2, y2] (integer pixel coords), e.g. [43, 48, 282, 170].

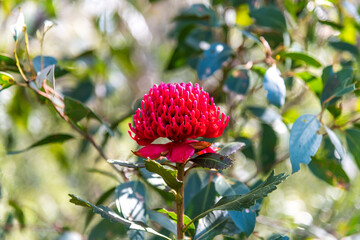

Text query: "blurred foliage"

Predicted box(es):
[1, 0, 360, 239]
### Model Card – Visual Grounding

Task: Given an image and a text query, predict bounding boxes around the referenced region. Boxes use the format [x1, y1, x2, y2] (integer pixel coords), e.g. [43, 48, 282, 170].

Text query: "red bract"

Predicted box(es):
[129, 82, 229, 163]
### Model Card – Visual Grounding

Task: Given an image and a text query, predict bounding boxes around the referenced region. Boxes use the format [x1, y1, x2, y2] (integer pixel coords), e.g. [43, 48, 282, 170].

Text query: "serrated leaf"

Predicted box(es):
[0, 72, 16, 91]
[144, 160, 182, 190]
[64, 96, 113, 136]
[68, 194, 171, 240]
[212, 171, 286, 211]
[218, 142, 245, 156]
[194, 211, 240, 240]
[116, 181, 146, 240]
[191, 153, 233, 170]
[225, 68, 250, 95]
[214, 176, 256, 236]
[156, 208, 195, 235]
[108, 159, 145, 168]
[289, 114, 323, 173]
[345, 128, 360, 168]
[283, 52, 322, 68]
[197, 43, 233, 80]
[85, 187, 116, 229]
[263, 65, 286, 107]
[7, 134, 74, 155]
[325, 126, 345, 161]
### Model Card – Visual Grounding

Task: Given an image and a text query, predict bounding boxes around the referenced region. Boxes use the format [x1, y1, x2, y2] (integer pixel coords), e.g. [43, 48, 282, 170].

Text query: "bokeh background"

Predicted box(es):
[1, 0, 360, 239]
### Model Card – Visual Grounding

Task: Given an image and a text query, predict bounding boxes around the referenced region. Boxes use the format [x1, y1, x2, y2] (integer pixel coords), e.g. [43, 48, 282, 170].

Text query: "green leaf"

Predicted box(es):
[147, 210, 177, 235]
[345, 128, 360, 169]
[8, 200, 25, 228]
[185, 182, 217, 219]
[0, 72, 16, 91]
[190, 171, 287, 223]
[144, 160, 182, 190]
[212, 171, 287, 211]
[250, 6, 287, 32]
[218, 142, 245, 156]
[295, 71, 323, 95]
[329, 40, 359, 56]
[247, 106, 282, 125]
[194, 211, 240, 240]
[320, 67, 354, 107]
[283, 52, 322, 68]
[7, 133, 74, 155]
[259, 124, 277, 172]
[108, 159, 146, 168]
[225, 68, 250, 95]
[64, 96, 113, 136]
[325, 126, 345, 161]
[68, 194, 171, 240]
[190, 153, 233, 170]
[88, 219, 127, 240]
[156, 208, 195, 235]
[0, 54, 18, 72]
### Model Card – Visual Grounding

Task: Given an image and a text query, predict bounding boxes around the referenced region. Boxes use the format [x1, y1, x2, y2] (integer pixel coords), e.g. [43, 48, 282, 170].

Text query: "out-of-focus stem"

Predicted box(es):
[24, 29, 36, 77]
[14, 40, 28, 81]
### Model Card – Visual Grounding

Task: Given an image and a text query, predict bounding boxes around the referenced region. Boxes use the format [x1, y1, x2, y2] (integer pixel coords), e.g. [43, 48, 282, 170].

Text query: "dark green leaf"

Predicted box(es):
[0, 54, 18, 72]
[225, 68, 250, 95]
[268, 234, 290, 240]
[283, 52, 322, 68]
[250, 6, 287, 32]
[218, 142, 245, 156]
[8, 200, 25, 228]
[329, 40, 359, 56]
[144, 160, 182, 190]
[88, 219, 127, 240]
[191, 153, 233, 170]
[0, 72, 16, 91]
[7, 134, 74, 155]
[289, 114, 322, 173]
[320, 67, 354, 107]
[68, 194, 171, 240]
[147, 211, 176, 235]
[194, 211, 240, 240]
[185, 182, 217, 219]
[197, 43, 233, 80]
[259, 124, 277, 172]
[184, 170, 210, 208]
[212, 171, 286, 210]
[108, 159, 146, 168]
[64, 96, 113, 136]
[345, 128, 360, 169]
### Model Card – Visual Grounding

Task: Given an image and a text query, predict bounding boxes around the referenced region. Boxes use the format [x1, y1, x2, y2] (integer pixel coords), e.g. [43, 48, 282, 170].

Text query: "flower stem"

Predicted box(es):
[176, 163, 185, 240]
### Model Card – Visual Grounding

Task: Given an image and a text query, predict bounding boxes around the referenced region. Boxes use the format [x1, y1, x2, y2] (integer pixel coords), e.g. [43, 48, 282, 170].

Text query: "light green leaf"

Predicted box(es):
[0, 71, 16, 91]
[156, 208, 195, 235]
[283, 52, 322, 68]
[144, 159, 182, 190]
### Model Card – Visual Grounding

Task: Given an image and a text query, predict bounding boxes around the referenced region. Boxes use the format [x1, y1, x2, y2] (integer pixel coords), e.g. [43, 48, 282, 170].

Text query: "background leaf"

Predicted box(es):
[197, 43, 233, 80]
[0, 72, 16, 91]
[263, 65, 286, 107]
[289, 114, 323, 173]
[190, 153, 233, 170]
[225, 68, 250, 95]
[282, 52, 322, 68]
[345, 128, 360, 168]
[250, 6, 287, 32]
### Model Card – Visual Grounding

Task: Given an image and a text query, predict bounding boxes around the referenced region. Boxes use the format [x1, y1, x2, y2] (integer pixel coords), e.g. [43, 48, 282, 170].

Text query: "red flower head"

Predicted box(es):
[129, 82, 229, 163]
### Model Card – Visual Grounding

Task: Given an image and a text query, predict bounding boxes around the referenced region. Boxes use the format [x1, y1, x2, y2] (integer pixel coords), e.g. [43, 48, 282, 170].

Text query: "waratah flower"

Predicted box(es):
[129, 82, 229, 163]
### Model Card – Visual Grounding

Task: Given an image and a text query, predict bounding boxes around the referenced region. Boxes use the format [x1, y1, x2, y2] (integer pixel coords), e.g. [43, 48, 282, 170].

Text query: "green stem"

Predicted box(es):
[176, 163, 185, 240]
